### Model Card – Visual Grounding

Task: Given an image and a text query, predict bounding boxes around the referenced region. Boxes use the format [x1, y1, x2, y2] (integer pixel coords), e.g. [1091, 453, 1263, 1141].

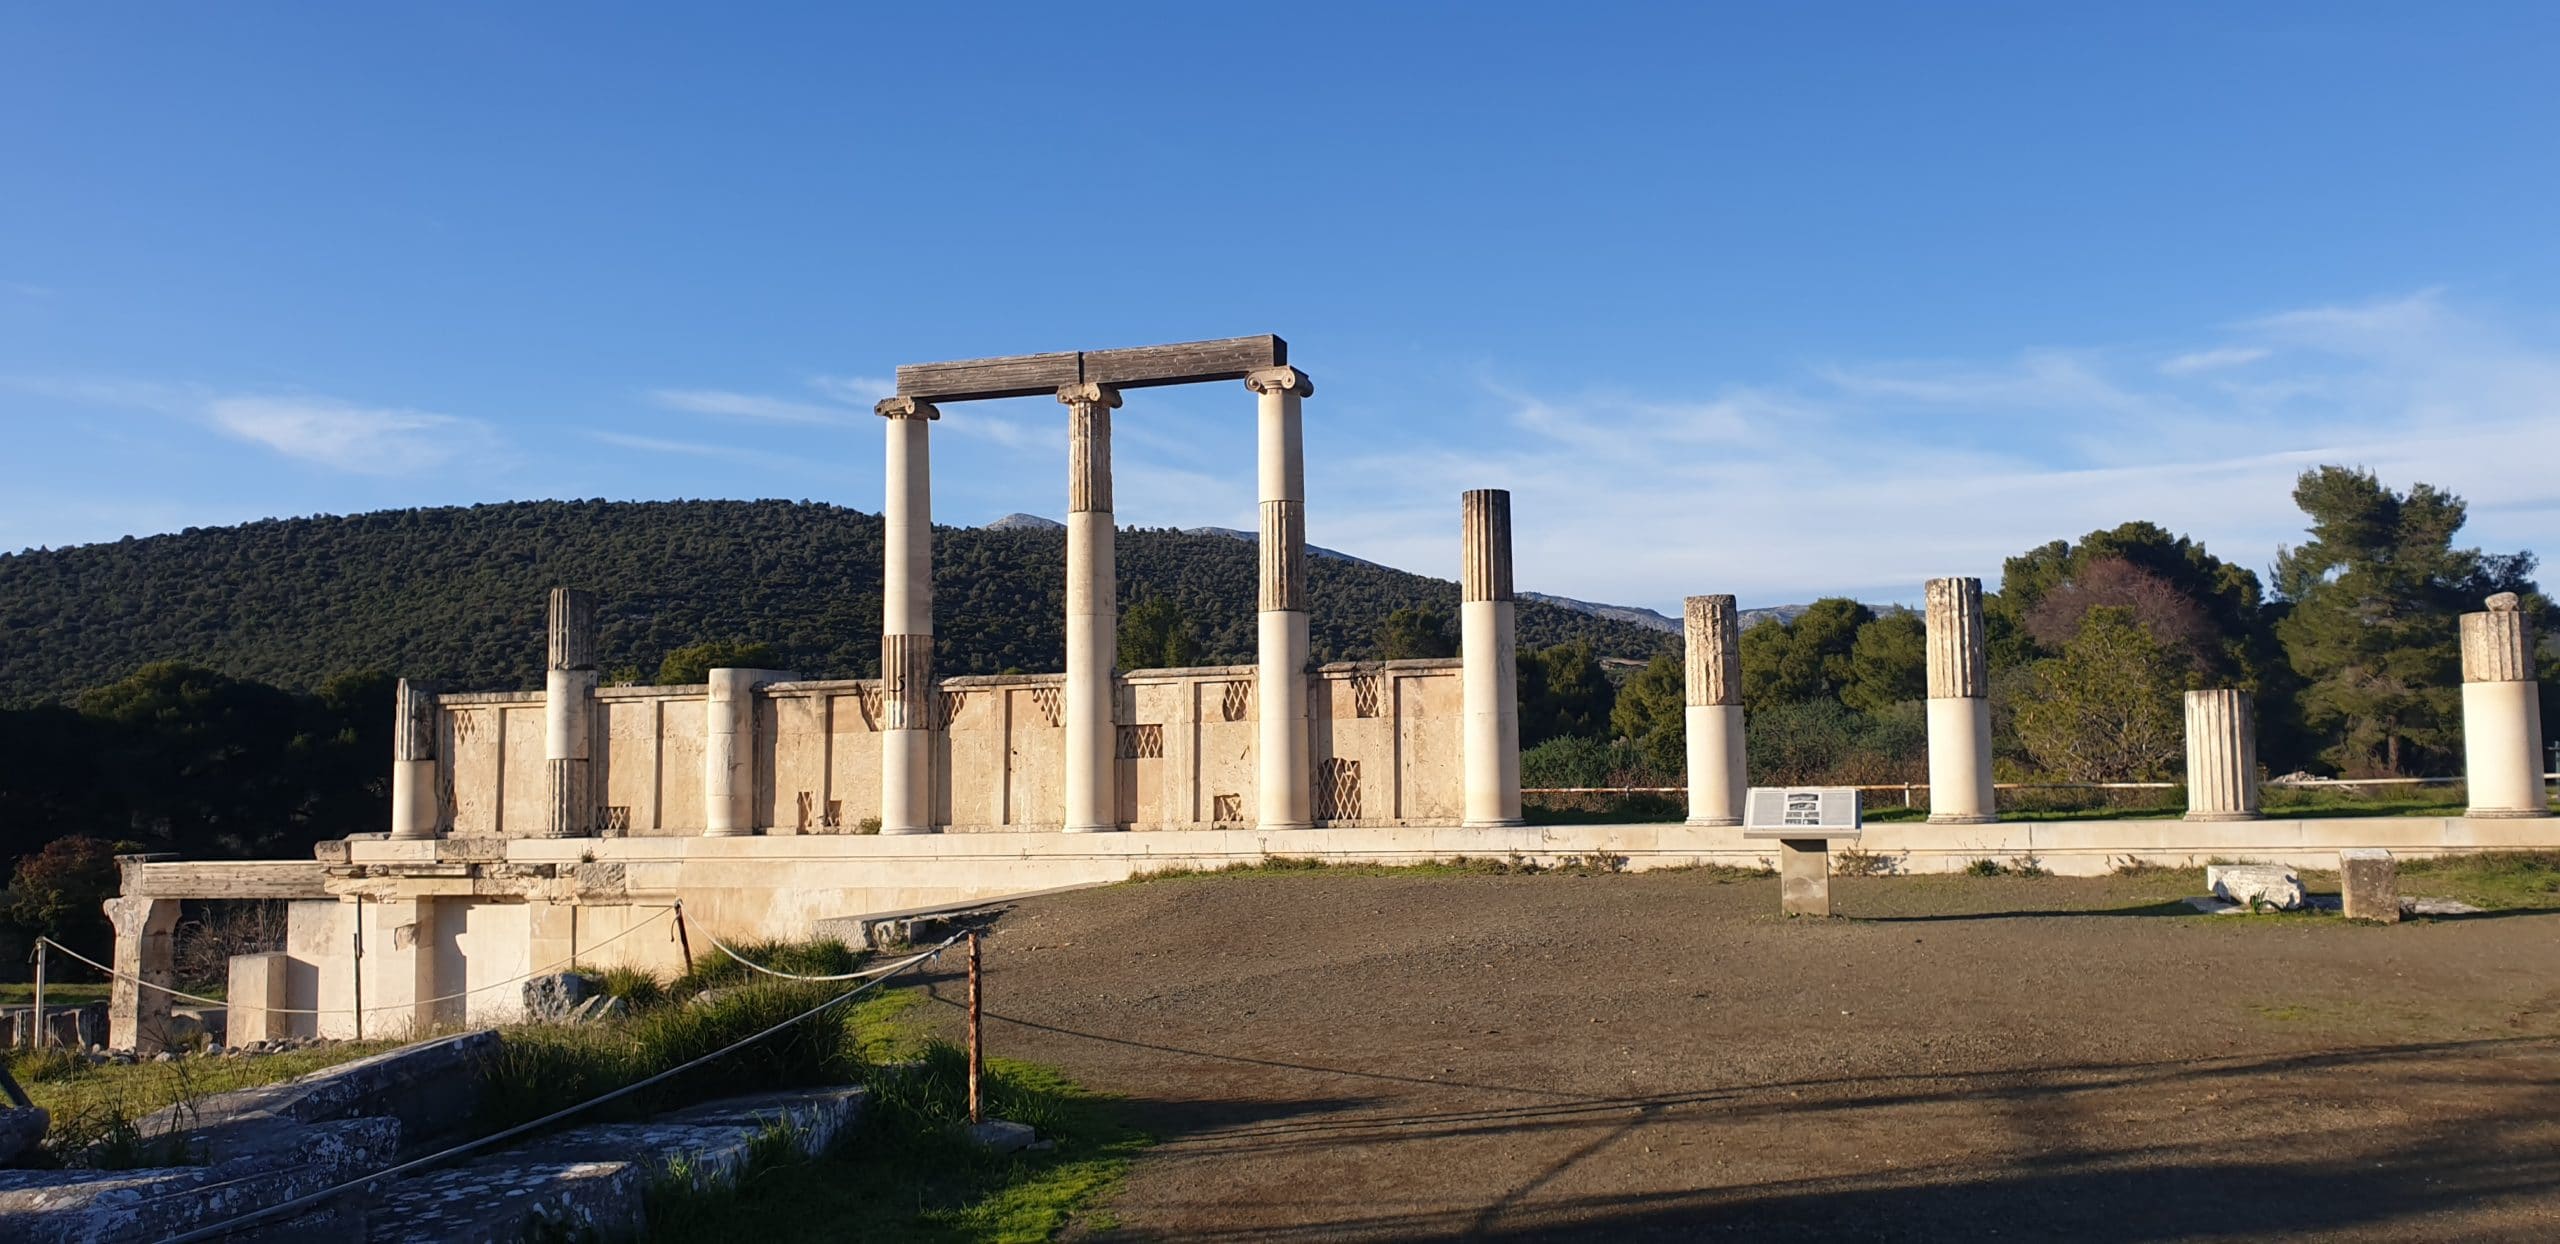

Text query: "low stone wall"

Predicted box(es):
[249, 813, 2560, 1036]
[433, 660, 1465, 837]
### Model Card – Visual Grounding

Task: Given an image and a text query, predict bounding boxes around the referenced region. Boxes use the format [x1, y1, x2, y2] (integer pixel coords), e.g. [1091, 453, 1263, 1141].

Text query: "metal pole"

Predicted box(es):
[31, 940, 46, 1050]
[967, 931, 983, 1126]
[352, 901, 364, 1042]
[674, 901, 695, 975]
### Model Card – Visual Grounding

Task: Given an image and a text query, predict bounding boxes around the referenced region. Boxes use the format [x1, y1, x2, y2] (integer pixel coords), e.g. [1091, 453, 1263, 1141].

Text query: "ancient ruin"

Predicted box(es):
[62, 335, 2557, 1052]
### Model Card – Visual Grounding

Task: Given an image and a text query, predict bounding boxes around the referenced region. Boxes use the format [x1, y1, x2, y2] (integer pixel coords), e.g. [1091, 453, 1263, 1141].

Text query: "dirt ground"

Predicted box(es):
[907, 868, 2560, 1242]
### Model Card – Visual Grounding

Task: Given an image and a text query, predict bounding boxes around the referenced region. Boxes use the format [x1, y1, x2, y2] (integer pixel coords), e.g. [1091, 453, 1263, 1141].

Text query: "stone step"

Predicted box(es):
[367, 1086, 867, 1243]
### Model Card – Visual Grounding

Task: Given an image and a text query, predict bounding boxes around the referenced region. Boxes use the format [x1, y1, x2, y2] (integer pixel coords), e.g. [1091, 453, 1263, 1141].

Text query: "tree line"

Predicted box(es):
[1517, 467, 2555, 793]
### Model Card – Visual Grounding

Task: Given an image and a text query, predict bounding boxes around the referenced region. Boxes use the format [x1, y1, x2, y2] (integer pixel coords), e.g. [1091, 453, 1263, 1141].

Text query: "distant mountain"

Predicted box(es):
[0, 500, 1678, 704]
[981, 513, 1064, 532]
[1517, 593, 1810, 635]
[1174, 525, 1391, 570]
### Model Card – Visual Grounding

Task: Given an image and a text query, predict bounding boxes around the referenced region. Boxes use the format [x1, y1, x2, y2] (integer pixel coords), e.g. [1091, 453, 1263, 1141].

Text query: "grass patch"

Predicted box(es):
[0, 983, 113, 1005]
[4, 1039, 400, 1167]
[662, 937, 865, 1000]
[652, 1008, 1144, 1243]
[2396, 850, 2560, 911]
[474, 980, 871, 1134]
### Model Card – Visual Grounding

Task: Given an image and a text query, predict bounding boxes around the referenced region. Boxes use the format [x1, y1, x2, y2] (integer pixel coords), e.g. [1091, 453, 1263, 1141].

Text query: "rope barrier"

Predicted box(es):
[700, 929, 922, 982]
[152, 932, 964, 1244]
[37, 906, 676, 1018]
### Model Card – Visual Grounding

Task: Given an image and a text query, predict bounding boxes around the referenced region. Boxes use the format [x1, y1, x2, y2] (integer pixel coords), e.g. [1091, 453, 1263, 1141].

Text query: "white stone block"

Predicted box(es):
[2207, 863, 2305, 911]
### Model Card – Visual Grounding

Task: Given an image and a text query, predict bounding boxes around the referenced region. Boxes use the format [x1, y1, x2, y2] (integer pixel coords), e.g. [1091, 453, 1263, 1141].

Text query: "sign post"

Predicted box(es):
[1742, 787, 1863, 917]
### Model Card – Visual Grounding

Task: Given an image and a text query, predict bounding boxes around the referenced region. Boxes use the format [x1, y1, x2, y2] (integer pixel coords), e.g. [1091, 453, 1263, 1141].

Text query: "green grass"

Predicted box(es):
[0, 983, 114, 1004]
[4, 1038, 402, 1165]
[2396, 850, 2560, 911]
[650, 985, 1144, 1243]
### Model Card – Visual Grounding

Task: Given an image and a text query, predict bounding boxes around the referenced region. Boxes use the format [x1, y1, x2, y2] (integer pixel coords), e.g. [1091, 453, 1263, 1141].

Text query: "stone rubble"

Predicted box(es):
[2207, 864, 2306, 911]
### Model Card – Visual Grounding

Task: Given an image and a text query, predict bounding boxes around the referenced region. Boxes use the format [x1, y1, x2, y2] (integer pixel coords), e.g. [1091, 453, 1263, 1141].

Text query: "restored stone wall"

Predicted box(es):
[429, 661, 1465, 837]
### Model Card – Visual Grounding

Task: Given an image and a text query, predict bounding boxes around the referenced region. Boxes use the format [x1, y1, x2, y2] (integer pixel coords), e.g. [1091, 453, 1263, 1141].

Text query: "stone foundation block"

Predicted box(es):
[229, 952, 295, 1049]
[2340, 849, 2400, 923]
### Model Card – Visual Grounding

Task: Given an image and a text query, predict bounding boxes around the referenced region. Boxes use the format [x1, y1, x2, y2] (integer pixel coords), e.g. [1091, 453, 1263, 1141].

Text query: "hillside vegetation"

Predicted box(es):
[0, 499, 1674, 704]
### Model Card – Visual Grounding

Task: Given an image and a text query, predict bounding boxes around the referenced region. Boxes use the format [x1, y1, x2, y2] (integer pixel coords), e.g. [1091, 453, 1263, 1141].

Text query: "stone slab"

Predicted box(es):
[138, 1030, 496, 1163]
[0, 1117, 395, 1243]
[2207, 864, 2306, 911]
[370, 1160, 644, 1244]
[967, 1118, 1038, 1154]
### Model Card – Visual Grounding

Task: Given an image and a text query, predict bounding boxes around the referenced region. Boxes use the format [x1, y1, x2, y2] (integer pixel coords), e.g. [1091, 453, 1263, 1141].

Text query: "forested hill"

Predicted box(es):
[0, 500, 1675, 704]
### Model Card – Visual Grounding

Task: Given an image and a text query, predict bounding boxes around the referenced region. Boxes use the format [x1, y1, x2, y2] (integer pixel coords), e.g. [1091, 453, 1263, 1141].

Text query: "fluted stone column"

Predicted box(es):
[1924, 577, 1996, 824]
[1462, 489, 1523, 827]
[2183, 689, 2261, 821]
[1249, 367, 1315, 831]
[877, 397, 940, 835]
[704, 667, 759, 836]
[1061, 382, 1123, 833]
[1683, 594, 1745, 826]
[2462, 593, 2550, 818]
[543, 588, 598, 838]
[389, 678, 442, 839]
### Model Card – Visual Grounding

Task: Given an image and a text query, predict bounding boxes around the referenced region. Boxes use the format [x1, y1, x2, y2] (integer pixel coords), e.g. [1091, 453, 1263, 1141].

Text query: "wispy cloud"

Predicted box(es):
[809, 375, 896, 406]
[206, 396, 497, 475]
[646, 388, 847, 424]
[2159, 345, 2270, 375]
[589, 430, 814, 472]
[1314, 289, 2560, 611]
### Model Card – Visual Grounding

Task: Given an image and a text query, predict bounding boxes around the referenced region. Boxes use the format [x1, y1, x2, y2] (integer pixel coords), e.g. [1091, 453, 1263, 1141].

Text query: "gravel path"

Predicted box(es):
[910, 869, 2560, 1241]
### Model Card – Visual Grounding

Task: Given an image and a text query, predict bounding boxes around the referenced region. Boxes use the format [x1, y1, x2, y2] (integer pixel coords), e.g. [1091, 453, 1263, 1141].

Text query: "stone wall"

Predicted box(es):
[432, 661, 1464, 837]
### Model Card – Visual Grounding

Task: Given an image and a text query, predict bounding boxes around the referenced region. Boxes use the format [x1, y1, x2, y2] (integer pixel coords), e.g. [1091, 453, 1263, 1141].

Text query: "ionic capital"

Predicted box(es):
[1056, 382, 1123, 410]
[874, 396, 941, 421]
[1245, 366, 1314, 399]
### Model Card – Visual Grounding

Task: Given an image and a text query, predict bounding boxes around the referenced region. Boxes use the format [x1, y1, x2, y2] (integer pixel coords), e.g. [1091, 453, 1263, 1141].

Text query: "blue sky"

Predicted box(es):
[4, 3, 2556, 611]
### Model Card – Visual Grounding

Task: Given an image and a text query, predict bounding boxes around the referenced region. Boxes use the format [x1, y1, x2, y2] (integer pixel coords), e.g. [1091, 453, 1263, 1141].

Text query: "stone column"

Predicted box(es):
[104, 885, 180, 1053]
[2462, 593, 2550, 818]
[1061, 382, 1123, 833]
[1461, 489, 1523, 827]
[877, 397, 940, 835]
[1248, 367, 1315, 831]
[704, 667, 759, 836]
[389, 678, 443, 839]
[1684, 594, 1745, 827]
[2183, 689, 2261, 821]
[544, 587, 599, 838]
[1924, 576, 1996, 824]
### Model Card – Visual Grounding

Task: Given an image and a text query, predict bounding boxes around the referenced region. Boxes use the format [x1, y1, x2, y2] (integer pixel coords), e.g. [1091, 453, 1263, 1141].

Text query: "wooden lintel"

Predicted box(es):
[1080, 335, 1288, 390]
[894, 335, 1289, 402]
[894, 351, 1082, 403]
[132, 860, 331, 900]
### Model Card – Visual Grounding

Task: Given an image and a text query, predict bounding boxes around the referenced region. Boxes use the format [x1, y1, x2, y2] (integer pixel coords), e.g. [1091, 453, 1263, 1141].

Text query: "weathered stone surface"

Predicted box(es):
[138, 1030, 495, 1164]
[2404, 896, 2484, 917]
[0, 1106, 48, 1167]
[524, 971, 597, 1023]
[2208, 864, 2306, 911]
[2340, 848, 2400, 923]
[0, 1117, 395, 1243]
[967, 1119, 1039, 1154]
[371, 1160, 642, 1244]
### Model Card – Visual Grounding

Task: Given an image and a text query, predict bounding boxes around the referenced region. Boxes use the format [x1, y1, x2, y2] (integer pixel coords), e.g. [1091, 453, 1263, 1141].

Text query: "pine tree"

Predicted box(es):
[2272, 467, 2540, 776]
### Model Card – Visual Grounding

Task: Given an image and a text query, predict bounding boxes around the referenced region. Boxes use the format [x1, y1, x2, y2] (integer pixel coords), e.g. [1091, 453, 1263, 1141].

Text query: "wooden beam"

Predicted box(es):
[1080, 335, 1288, 390]
[130, 860, 331, 900]
[894, 336, 1290, 402]
[895, 351, 1082, 403]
